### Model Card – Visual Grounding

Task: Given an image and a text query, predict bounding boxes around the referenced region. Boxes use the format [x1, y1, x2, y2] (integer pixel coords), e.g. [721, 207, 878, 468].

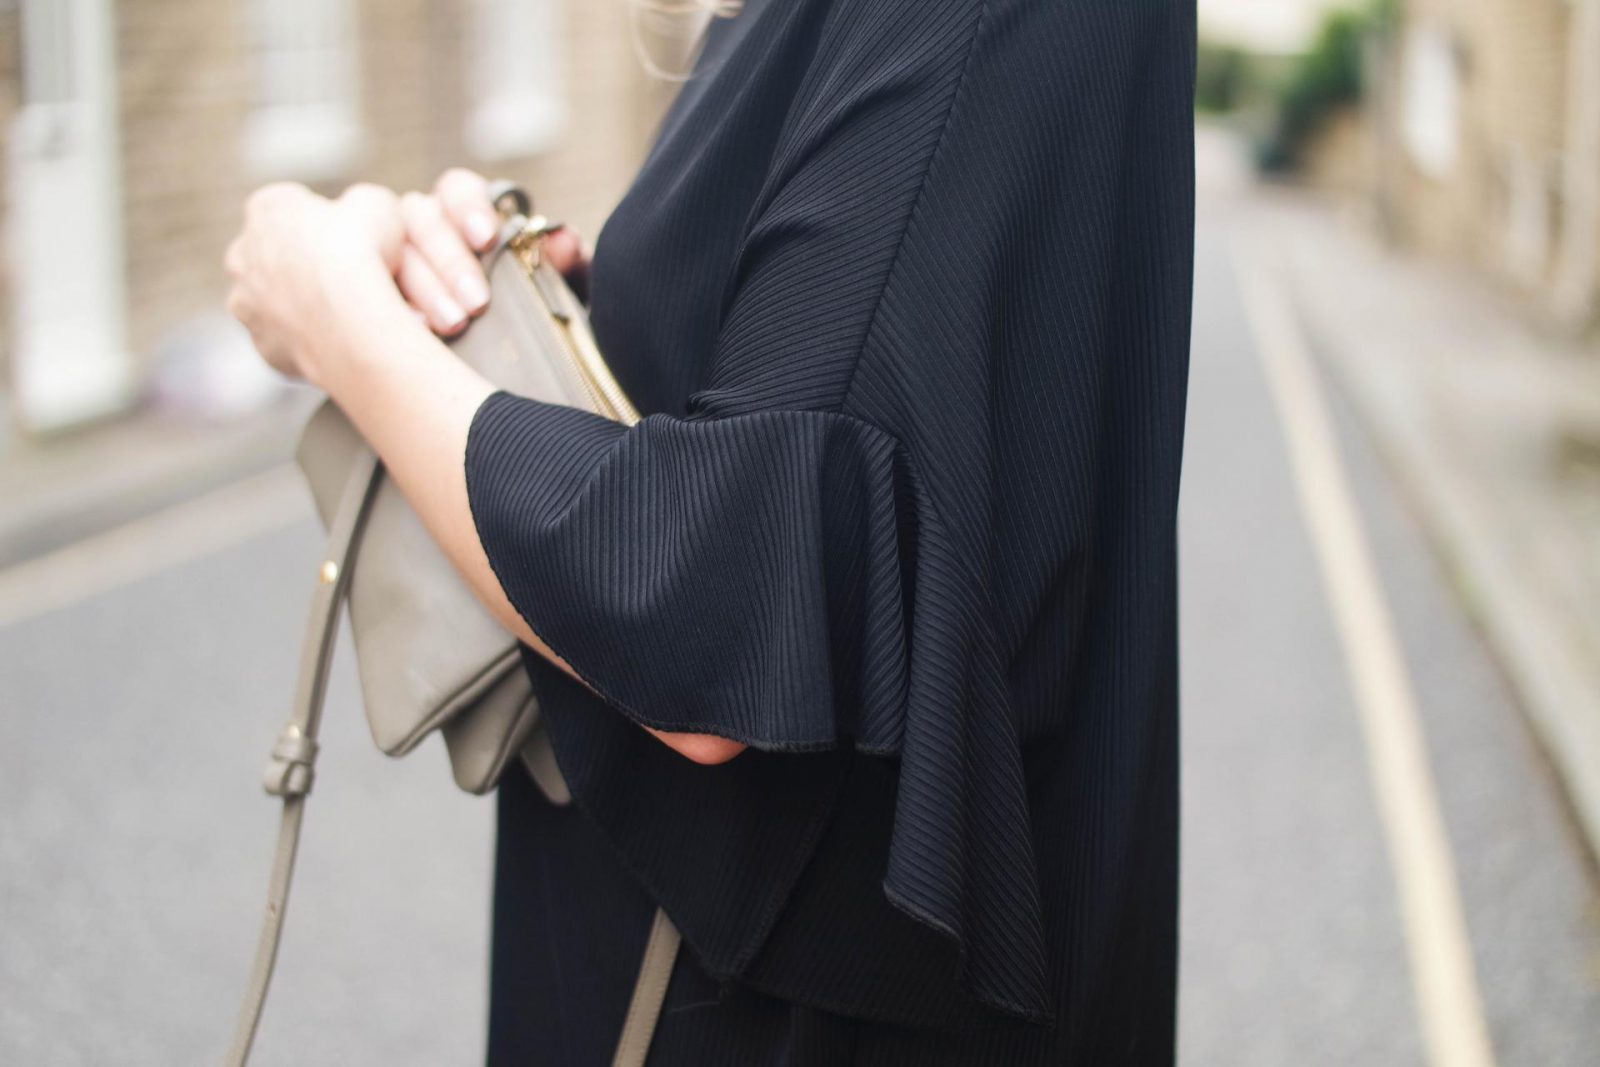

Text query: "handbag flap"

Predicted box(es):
[296, 399, 369, 530]
[293, 206, 623, 797]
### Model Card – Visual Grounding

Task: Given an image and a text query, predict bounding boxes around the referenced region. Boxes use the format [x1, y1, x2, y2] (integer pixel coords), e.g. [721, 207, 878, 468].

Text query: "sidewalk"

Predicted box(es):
[0, 390, 316, 571]
[1253, 189, 1600, 860]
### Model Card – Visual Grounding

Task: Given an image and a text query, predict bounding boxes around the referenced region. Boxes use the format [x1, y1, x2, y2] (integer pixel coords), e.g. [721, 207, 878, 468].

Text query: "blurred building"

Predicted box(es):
[1372, 0, 1599, 324]
[1199, 0, 1357, 55]
[0, 0, 667, 436]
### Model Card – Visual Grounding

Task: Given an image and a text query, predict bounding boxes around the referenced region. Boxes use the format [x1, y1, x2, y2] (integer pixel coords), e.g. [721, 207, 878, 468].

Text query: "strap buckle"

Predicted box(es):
[262, 723, 318, 798]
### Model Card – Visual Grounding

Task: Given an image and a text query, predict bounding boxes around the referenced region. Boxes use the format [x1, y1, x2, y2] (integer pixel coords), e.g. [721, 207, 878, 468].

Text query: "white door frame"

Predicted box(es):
[8, 0, 131, 432]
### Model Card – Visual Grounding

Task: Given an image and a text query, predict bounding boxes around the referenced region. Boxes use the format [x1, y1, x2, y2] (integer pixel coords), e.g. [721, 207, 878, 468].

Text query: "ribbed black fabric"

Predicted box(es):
[469, 0, 1194, 1063]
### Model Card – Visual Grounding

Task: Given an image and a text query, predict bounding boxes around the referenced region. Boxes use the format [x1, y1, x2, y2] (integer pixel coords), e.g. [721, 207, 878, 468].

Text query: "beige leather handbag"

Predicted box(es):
[227, 184, 679, 1066]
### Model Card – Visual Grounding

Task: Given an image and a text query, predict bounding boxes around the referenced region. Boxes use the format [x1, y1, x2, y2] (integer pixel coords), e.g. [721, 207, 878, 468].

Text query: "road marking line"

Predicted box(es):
[1236, 241, 1497, 1067]
[0, 464, 310, 629]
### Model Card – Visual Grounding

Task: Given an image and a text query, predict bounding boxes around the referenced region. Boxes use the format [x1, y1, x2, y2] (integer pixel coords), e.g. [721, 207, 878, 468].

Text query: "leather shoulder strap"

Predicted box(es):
[227, 447, 683, 1065]
[226, 447, 382, 1066]
[612, 909, 682, 1067]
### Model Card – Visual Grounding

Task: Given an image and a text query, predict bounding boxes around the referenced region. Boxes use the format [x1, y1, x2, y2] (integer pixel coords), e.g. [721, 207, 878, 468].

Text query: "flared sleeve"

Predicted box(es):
[467, 396, 909, 748]
[465, 390, 1051, 1024]
[463, 0, 1175, 1027]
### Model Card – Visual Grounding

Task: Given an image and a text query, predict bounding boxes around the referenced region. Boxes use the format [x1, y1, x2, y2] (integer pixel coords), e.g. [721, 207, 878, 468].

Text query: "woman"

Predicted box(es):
[224, 0, 1195, 1062]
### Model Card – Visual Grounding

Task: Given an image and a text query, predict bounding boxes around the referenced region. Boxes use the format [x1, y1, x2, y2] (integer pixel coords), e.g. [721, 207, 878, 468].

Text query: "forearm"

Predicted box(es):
[306, 274, 746, 764]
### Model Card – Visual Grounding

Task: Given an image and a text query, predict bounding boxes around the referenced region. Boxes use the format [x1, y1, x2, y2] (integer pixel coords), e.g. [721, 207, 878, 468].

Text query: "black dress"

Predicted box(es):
[464, 1, 1195, 1063]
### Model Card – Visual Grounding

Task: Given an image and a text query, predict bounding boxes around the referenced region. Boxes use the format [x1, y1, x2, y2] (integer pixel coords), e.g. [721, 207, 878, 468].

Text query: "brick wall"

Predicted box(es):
[1387, 0, 1576, 292]
[2, 0, 666, 397]
[460, 1, 678, 241]
[116, 0, 251, 360]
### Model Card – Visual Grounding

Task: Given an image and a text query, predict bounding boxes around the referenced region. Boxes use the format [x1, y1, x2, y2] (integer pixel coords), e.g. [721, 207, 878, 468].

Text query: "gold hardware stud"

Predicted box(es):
[319, 560, 339, 584]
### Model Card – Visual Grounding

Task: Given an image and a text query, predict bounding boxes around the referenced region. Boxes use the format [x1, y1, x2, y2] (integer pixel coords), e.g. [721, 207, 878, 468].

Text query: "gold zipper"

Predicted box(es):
[506, 216, 642, 428]
[558, 316, 642, 427]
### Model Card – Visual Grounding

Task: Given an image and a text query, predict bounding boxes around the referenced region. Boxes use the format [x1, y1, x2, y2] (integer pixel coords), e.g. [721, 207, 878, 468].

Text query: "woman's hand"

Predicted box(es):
[396, 168, 591, 336]
[224, 182, 405, 387]
[225, 174, 740, 767]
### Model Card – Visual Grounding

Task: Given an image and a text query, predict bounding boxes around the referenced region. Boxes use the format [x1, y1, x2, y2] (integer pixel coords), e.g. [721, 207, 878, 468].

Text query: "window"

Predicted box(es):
[1401, 25, 1461, 181]
[466, 0, 567, 160]
[243, 0, 361, 180]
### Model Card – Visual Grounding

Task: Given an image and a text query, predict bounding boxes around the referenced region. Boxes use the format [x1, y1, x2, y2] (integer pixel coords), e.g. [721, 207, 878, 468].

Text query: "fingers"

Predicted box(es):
[401, 191, 490, 315]
[224, 283, 247, 324]
[400, 167, 593, 322]
[435, 168, 500, 251]
[543, 226, 591, 304]
[338, 181, 399, 224]
[397, 245, 470, 336]
[542, 227, 585, 275]
[244, 181, 310, 220]
[338, 182, 405, 272]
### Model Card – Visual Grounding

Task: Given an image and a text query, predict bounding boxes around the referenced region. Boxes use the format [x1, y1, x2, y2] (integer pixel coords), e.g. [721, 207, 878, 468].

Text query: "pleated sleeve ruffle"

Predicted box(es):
[464, 392, 1049, 1024]
[458, 0, 1094, 1027]
[467, 396, 910, 750]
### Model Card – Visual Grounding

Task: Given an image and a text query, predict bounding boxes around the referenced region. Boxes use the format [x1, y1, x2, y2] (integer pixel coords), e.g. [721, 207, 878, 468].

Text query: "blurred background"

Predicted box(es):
[0, 0, 1597, 1064]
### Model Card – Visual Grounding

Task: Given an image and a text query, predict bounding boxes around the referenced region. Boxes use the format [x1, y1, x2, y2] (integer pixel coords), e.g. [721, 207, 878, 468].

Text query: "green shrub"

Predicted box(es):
[1196, 43, 1255, 114]
[1258, 1, 1395, 171]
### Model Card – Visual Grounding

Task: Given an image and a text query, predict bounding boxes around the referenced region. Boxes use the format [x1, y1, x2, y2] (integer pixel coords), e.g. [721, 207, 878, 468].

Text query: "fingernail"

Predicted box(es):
[435, 297, 467, 331]
[456, 272, 490, 312]
[466, 212, 497, 248]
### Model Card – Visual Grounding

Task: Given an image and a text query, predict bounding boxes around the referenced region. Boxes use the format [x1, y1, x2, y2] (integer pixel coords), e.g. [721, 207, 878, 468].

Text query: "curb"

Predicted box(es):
[0, 393, 315, 573]
[1282, 237, 1600, 864]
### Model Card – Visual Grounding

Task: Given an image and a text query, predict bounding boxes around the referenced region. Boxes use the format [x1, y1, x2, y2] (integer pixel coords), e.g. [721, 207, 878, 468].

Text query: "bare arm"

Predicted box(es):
[224, 180, 746, 766]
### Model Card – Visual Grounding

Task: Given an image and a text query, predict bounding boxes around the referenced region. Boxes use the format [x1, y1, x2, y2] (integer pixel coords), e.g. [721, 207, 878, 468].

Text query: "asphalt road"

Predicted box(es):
[2, 179, 1596, 1065]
